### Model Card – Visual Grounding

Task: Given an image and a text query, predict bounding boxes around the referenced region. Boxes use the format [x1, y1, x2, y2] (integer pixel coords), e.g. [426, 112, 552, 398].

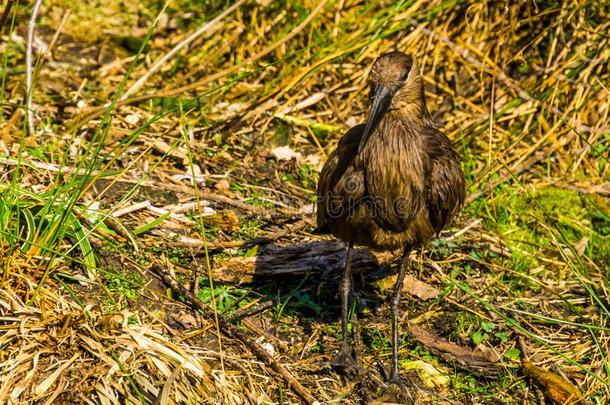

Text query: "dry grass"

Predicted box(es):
[0, 0, 608, 403]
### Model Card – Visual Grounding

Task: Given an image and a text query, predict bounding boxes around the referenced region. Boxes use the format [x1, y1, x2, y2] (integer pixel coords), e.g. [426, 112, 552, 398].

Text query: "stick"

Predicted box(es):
[408, 325, 503, 373]
[150, 263, 318, 404]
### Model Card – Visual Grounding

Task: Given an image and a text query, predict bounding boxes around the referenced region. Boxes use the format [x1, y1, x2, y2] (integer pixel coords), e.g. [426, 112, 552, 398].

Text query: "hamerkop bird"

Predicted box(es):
[316, 51, 465, 383]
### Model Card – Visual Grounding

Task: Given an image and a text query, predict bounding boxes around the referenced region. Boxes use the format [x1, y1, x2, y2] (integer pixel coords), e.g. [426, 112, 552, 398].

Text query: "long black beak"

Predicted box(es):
[358, 84, 394, 153]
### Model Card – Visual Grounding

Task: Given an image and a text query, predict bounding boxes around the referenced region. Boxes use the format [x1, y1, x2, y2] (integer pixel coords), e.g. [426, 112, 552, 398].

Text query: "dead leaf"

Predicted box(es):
[374, 274, 439, 301]
[217, 210, 240, 233]
[270, 145, 301, 161]
[0, 108, 24, 147]
[401, 359, 450, 389]
[124, 113, 140, 126]
[523, 360, 583, 404]
[215, 151, 233, 162]
[403, 274, 439, 300]
[303, 154, 321, 166]
[215, 179, 231, 192]
[173, 310, 199, 329]
[200, 209, 240, 233]
[298, 203, 314, 215]
[574, 237, 589, 256]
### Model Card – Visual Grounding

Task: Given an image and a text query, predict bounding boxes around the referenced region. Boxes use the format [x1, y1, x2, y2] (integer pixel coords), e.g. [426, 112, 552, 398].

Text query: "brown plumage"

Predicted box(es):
[316, 51, 465, 383]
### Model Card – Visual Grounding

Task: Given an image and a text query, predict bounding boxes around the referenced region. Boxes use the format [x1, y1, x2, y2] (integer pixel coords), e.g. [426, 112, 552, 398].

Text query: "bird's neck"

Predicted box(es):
[392, 80, 435, 130]
[390, 109, 432, 131]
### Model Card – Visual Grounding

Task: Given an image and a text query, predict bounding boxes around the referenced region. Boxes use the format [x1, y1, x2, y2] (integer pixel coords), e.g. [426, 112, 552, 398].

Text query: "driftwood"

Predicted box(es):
[408, 325, 504, 373]
[212, 240, 379, 284]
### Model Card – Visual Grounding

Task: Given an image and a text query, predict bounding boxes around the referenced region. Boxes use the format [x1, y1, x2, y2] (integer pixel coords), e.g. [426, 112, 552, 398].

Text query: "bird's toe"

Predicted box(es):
[379, 375, 415, 404]
[329, 348, 359, 376]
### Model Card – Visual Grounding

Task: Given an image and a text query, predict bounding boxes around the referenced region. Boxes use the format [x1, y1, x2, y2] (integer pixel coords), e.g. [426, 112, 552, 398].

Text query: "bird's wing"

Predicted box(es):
[424, 126, 466, 234]
[316, 124, 365, 232]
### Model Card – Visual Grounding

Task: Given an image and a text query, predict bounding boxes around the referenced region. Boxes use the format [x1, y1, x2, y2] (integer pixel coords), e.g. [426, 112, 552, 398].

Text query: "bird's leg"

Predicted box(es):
[339, 242, 353, 356]
[389, 245, 412, 382]
[353, 310, 363, 365]
[331, 241, 357, 373]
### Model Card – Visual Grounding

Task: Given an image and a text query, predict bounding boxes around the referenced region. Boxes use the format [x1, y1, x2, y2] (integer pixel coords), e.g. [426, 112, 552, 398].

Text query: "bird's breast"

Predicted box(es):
[359, 120, 428, 194]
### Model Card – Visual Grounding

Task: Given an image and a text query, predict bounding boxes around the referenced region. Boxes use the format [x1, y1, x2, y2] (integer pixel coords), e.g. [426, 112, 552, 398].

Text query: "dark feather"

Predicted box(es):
[316, 82, 464, 251]
[316, 124, 365, 233]
[424, 126, 465, 234]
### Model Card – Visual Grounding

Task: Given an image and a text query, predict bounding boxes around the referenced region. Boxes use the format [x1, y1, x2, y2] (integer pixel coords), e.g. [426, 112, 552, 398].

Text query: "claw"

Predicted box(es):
[380, 375, 415, 404]
[330, 346, 359, 375]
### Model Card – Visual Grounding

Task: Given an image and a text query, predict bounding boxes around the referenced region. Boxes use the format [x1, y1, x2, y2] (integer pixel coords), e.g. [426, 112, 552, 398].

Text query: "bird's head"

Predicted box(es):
[359, 51, 427, 152]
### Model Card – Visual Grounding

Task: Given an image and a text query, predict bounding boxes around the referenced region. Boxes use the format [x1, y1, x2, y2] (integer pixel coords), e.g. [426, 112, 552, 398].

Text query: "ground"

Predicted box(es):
[0, 0, 609, 404]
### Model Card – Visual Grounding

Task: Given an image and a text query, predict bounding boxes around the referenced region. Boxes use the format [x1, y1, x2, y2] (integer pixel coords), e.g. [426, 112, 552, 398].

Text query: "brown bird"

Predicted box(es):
[316, 51, 465, 383]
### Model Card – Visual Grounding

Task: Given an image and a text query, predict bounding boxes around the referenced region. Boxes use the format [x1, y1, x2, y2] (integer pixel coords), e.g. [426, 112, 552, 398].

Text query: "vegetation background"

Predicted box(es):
[0, 0, 608, 403]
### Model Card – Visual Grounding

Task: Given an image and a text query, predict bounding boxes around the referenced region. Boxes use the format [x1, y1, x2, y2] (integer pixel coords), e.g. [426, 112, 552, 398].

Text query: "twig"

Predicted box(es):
[45, 10, 70, 60]
[241, 318, 288, 353]
[198, 192, 301, 219]
[408, 325, 504, 373]
[445, 218, 482, 241]
[149, 263, 318, 404]
[25, 0, 43, 135]
[120, 0, 246, 101]
[112, 200, 152, 218]
[228, 298, 277, 322]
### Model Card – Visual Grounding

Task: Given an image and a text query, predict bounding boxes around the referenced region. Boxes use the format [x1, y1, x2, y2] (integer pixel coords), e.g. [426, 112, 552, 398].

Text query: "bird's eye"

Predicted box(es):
[369, 83, 377, 99]
[399, 65, 411, 82]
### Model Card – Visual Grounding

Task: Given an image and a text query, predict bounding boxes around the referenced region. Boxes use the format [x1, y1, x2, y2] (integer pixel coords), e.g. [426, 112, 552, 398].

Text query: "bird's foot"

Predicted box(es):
[329, 347, 359, 376]
[379, 374, 415, 404]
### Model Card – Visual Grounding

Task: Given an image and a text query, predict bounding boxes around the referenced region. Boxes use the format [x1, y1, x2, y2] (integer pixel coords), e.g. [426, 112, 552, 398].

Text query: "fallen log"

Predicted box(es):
[212, 240, 379, 284]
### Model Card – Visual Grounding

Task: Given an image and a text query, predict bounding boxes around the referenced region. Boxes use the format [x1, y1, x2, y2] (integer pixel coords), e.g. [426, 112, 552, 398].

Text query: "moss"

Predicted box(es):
[471, 186, 609, 274]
